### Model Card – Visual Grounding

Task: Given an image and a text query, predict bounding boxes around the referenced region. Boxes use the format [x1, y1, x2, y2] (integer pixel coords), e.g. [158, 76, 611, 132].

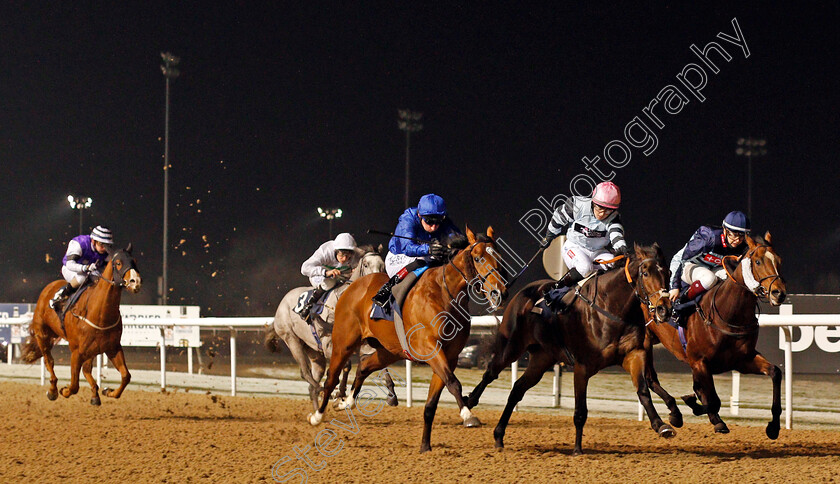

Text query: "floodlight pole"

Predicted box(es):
[161, 52, 180, 305]
[398, 110, 423, 209]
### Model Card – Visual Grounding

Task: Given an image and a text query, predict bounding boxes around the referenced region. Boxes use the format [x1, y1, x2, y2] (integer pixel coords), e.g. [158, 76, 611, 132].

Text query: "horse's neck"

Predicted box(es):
[89, 265, 123, 318]
[595, 268, 636, 317]
[706, 266, 757, 322]
[439, 255, 471, 313]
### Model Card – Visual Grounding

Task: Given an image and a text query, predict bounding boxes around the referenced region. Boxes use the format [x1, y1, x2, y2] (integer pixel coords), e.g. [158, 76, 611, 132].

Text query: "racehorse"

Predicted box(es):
[309, 226, 508, 453]
[21, 245, 141, 405]
[264, 245, 398, 412]
[467, 244, 677, 455]
[644, 232, 786, 438]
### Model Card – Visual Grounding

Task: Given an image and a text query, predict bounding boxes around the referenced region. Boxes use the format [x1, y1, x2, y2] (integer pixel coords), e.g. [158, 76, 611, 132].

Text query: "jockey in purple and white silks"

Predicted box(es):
[295, 232, 357, 320]
[540, 182, 627, 298]
[668, 211, 751, 304]
[49, 225, 113, 309]
[372, 193, 461, 308]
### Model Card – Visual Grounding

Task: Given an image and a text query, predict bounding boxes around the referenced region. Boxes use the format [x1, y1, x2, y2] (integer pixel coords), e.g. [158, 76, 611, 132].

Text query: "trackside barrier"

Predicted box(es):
[6, 311, 836, 429]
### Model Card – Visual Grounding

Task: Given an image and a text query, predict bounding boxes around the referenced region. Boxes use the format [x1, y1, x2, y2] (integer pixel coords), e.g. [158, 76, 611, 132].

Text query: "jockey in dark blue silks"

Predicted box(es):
[667, 211, 751, 323]
[371, 193, 462, 308]
[49, 225, 113, 309]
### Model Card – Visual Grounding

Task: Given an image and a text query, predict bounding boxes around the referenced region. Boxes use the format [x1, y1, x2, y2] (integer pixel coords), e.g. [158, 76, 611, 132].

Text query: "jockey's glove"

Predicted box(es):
[614, 246, 628, 256]
[84, 263, 97, 273]
[429, 242, 447, 261]
[538, 237, 552, 249]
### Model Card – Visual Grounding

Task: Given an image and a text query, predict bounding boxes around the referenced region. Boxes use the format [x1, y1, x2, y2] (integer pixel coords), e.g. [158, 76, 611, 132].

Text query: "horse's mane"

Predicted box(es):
[356, 244, 377, 254]
[444, 233, 469, 250]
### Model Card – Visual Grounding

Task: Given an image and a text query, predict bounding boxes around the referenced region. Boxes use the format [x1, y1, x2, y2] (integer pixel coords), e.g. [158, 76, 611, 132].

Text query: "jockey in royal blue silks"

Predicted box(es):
[49, 225, 113, 309]
[667, 211, 751, 323]
[371, 193, 462, 308]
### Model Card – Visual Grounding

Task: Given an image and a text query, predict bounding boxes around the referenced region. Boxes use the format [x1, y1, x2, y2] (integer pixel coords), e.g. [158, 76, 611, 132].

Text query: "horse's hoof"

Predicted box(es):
[59, 387, 71, 398]
[670, 412, 684, 428]
[308, 412, 323, 426]
[572, 448, 584, 457]
[464, 416, 482, 428]
[714, 422, 730, 434]
[658, 424, 676, 439]
[90, 396, 101, 406]
[420, 444, 431, 453]
[682, 395, 706, 416]
[766, 422, 780, 440]
[102, 388, 112, 398]
[386, 396, 399, 407]
[46, 391, 57, 401]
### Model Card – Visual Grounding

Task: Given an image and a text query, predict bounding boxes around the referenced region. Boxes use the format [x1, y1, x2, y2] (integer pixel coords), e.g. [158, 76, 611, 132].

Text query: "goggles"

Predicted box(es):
[421, 215, 445, 225]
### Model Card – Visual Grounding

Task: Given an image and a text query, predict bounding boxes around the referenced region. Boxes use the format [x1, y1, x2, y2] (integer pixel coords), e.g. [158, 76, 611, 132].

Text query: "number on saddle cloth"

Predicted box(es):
[294, 288, 333, 317]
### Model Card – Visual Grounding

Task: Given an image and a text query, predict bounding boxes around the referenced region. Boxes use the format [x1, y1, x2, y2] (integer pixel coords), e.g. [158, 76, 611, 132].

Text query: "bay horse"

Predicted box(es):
[309, 226, 508, 453]
[643, 232, 786, 438]
[21, 245, 142, 404]
[467, 243, 677, 455]
[264, 245, 398, 412]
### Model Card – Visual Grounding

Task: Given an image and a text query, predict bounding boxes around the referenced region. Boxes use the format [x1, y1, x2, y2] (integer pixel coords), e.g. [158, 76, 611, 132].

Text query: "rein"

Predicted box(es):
[576, 256, 668, 325]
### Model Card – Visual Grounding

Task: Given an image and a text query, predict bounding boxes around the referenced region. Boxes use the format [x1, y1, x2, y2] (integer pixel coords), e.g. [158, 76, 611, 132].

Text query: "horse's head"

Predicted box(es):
[457, 225, 508, 311]
[742, 232, 786, 306]
[107, 243, 142, 293]
[353, 245, 385, 278]
[632, 242, 672, 324]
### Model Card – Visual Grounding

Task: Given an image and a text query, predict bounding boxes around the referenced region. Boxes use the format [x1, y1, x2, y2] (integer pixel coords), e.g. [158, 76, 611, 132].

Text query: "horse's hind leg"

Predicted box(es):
[426, 350, 480, 428]
[737, 354, 782, 440]
[59, 350, 82, 398]
[81, 357, 101, 406]
[494, 349, 555, 450]
[572, 363, 594, 456]
[103, 346, 131, 399]
[336, 360, 351, 401]
[341, 349, 400, 410]
[35, 334, 59, 400]
[624, 349, 674, 438]
[310, 338, 360, 424]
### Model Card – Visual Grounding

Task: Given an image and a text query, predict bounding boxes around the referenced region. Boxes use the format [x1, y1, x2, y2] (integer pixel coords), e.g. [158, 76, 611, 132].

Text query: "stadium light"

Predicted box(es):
[67, 195, 93, 233]
[160, 51, 180, 306]
[398, 110, 423, 209]
[735, 137, 768, 219]
[317, 207, 343, 238]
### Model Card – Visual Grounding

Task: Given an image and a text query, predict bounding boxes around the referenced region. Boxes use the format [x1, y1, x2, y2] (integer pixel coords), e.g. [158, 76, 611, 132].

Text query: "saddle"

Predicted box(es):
[294, 287, 335, 318]
[55, 281, 94, 328]
[369, 266, 429, 362]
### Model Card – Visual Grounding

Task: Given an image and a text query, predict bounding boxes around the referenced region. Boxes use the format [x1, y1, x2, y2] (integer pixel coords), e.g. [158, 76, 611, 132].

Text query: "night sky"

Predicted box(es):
[2, 3, 838, 315]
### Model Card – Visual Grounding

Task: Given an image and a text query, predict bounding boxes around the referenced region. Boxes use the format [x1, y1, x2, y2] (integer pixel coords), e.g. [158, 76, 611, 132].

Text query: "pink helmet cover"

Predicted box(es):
[592, 181, 621, 209]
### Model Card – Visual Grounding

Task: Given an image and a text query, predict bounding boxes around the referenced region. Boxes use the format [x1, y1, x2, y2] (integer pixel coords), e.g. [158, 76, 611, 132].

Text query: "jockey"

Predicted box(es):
[372, 193, 461, 307]
[668, 210, 751, 304]
[296, 232, 357, 320]
[49, 225, 113, 309]
[540, 181, 627, 302]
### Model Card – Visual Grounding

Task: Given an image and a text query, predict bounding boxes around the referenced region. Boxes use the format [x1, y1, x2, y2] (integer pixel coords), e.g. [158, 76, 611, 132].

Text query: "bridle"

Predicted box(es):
[96, 251, 134, 288]
[441, 241, 503, 310]
[355, 251, 381, 279]
[722, 245, 784, 301]
[576, 255, 670, 325]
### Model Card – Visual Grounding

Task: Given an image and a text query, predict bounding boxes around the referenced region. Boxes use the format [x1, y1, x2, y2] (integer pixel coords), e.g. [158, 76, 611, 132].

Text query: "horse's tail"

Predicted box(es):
[264, 323, 283, 354]
[20, 336, 43, 363]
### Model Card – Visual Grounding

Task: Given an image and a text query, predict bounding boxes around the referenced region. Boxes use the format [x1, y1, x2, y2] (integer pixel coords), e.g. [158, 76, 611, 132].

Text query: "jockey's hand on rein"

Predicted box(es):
[429, 241, 447, 261]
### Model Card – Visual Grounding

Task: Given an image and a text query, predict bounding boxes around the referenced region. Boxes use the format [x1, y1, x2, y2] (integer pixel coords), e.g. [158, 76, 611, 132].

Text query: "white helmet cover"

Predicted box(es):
[90, 225, 114, 245]
[333, 233, 357, 251]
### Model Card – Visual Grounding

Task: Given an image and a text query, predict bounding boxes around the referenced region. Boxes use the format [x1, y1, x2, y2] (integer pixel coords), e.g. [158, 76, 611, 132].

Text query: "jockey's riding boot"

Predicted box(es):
[49, 283, 74, 309]
[298, 287, 327, 321]
[545, 268, 584, 312]
[667, 281, 706, 328]
[684, 280, 707, 301]
[372, 273, 404, 307]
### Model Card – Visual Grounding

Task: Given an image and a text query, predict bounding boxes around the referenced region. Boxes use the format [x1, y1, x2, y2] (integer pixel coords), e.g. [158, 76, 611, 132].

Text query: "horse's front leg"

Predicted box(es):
[81, 357, 101, 406]
[737, 353, 782, 439]
[644, 330, 683, 427]
[689, 361, 728, 434]
[102, 346, 131, 399]
[623, 349, 675, 438]
[427, 351, 480, 428]
[571, 363, 592, 456]
[60, 350, 82, 398]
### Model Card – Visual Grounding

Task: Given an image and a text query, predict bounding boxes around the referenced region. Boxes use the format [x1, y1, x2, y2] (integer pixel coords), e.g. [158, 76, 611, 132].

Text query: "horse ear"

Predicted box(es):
[652, 242, 664, 260]
[125, 243, 133, 254]
[465, 225, 476, 244]
[377, 243, 386, 257]
[764, 231, 772, 245]
[746, 234, 756, 249]
[486, 226, 495, 239]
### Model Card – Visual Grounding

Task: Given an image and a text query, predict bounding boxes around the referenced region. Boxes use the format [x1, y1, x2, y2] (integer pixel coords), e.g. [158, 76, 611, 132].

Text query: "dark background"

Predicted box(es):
[2, 3, 838, 315]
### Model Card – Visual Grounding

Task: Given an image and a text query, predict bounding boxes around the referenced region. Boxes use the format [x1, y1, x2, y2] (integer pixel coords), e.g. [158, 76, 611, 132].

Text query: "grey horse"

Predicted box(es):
[265, 245, 398, 412]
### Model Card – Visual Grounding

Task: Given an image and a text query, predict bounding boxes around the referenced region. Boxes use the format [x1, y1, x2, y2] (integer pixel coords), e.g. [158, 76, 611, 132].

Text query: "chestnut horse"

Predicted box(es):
[467, 244, 677, 455]
[308, 226, 508, 452]
[22, 246, 142, 405]
[644, 232, 786, 438]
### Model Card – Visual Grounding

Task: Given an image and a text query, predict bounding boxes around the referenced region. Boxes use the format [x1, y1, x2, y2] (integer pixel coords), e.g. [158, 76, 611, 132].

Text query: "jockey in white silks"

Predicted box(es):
[539, 182, 627, 310]
[49, 225, 113, 309]
[295, 232, 357, 320]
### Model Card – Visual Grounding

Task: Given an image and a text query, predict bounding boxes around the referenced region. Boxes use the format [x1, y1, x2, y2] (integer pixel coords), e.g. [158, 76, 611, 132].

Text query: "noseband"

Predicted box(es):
[442, 241, 501, 306]
[723, 245, 783, 301]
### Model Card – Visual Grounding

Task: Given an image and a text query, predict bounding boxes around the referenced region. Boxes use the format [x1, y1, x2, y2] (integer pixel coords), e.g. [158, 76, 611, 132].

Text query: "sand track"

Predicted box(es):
[1, 381, 838, 483]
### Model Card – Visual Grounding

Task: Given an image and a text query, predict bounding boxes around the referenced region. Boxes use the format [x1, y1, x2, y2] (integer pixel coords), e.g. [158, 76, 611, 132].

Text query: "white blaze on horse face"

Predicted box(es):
[126, 269, 142, 293]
